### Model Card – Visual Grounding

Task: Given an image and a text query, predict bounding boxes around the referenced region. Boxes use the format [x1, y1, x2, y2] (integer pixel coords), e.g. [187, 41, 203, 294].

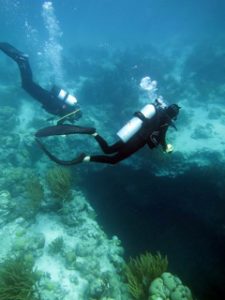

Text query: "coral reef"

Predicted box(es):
[149, 272, 193, 300]
[1, 36, 225, 300]
[0, 255, 40, 300]
[0, 168, 46, 222]
[48, 236, 64, 255]
[26, 175, 44, 217]
[0, 190, 14, 225]
[191, 123, 214, 140]
[46, 166, 73, 207]
[125, 252, 168, 300]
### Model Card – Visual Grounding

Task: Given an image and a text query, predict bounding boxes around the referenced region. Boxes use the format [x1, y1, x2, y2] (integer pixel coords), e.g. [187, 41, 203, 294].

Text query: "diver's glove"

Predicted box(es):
[165, 143, 174, 153]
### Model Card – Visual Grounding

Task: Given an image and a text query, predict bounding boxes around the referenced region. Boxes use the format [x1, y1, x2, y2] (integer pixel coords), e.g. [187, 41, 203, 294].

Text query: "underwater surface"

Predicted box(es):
[0, 0, 225, 299]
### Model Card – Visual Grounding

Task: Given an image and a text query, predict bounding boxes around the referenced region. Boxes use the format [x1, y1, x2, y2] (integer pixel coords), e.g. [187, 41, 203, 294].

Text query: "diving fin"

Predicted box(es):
[36, 138, 85, 165]
[35, 124, 96, 137]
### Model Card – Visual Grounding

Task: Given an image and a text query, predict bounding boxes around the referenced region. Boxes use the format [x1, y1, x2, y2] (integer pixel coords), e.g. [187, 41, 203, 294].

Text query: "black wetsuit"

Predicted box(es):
[90, 108, 169, 164]
[35, 106, 171, 166]
[0, 42, 80, 117]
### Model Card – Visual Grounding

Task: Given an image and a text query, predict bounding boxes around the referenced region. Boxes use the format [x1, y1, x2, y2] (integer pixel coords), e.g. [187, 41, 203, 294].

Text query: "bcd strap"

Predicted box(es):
[134, 111, 148, 122]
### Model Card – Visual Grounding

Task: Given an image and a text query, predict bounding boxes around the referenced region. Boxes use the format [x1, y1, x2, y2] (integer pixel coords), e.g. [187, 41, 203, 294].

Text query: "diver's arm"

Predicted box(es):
[159, 126, 168, 151]
[159, 127, 174, 153]
[160, 134, 167, 151]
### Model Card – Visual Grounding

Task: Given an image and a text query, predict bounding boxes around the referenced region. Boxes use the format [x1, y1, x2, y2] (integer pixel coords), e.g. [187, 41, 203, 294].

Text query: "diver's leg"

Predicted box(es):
[0, 42, 28, 62]
[0, 42, 52, 106]
[0, 42, 33, 84]
[94, 133, 124, 154]
[85, 137, 146, 164]
[87, 151, 129, 165]
[17, 59, 51, 107]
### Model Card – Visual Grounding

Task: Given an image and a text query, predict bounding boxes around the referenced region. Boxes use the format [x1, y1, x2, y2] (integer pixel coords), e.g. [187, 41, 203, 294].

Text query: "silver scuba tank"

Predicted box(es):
[57, 89, 78, 106]
[52, 86, 78, 106]
[117, 104, 156, 142]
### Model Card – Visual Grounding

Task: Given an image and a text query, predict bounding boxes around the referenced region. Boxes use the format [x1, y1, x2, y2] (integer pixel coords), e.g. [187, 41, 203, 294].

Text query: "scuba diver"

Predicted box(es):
[35, 99, 180, 165]
[0, 42, 81, 124]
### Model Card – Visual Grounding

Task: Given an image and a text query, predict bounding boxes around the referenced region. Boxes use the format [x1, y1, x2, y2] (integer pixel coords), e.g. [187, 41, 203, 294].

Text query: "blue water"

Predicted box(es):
[1, 1, 225, 299]
[1, 0, 225, 46]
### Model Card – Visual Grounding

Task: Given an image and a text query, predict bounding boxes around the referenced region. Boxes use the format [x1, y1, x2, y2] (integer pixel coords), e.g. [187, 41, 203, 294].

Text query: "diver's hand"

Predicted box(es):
[165, 144, 173, 153]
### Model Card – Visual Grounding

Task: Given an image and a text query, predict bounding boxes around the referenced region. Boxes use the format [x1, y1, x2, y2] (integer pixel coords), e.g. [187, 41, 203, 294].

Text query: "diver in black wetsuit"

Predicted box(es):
[35, 101, 180, 165]
[0, 42, 81, 123]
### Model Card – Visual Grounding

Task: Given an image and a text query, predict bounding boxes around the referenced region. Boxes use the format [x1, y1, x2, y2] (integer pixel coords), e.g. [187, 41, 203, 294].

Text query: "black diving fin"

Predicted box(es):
[35, 124, 96, 138]
[35, 138, 85, 165]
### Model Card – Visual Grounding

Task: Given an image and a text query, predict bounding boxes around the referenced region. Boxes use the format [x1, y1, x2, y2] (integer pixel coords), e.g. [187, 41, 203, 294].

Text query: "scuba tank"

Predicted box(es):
[117, 104, 156, 142]
[52, 85, 78, 107]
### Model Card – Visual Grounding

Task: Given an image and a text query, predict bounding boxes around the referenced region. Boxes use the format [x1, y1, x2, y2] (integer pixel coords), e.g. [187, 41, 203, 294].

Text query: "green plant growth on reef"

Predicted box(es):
[46, 166, 72, 203]
[48, 236, 64, 255]
[26, 176, 44, 216]
[125, 252, 168, 300]
[0, 255, 40, 300]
